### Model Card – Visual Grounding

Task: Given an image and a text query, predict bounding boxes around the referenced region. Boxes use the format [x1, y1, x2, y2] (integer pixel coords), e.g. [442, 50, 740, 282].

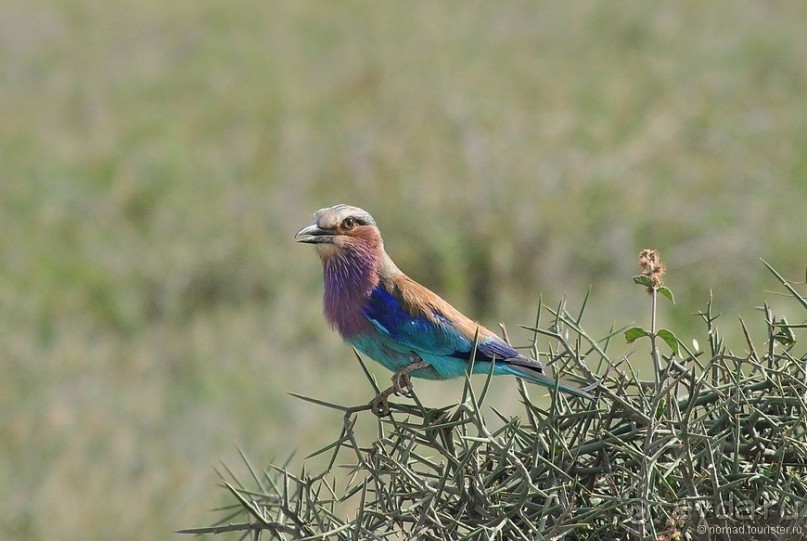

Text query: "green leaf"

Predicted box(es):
[625, 327, 649, 343]
[655, 399, 666, 419]
[657, 329, 680, 355]
[657, 286, 675, 304]
[632, 275, 652, 288]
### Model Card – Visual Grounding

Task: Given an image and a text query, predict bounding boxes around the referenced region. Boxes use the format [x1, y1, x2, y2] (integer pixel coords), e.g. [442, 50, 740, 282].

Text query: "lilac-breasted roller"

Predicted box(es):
[296, 204, 592, 415]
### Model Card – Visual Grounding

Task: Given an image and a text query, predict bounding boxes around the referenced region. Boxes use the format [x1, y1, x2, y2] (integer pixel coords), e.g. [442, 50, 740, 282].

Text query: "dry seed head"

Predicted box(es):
[639, 248, 665, 292]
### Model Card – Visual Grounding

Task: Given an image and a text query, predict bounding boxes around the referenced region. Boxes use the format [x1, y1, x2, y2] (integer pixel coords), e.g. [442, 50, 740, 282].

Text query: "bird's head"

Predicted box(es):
[295, 204, 382, 260]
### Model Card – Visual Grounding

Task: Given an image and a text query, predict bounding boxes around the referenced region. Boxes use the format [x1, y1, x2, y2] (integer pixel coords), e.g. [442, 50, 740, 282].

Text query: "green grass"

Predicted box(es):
[1, 2, 805, 539]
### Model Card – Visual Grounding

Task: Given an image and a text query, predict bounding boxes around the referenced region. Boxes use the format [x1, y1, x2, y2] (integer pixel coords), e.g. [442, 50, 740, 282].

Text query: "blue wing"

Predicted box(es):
[363, 285, 519, 363]
[360, 283, 591, 397]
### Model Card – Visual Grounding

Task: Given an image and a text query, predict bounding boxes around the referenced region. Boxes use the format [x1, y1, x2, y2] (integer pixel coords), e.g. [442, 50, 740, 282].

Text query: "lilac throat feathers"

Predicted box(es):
[322, 244, 379, 337]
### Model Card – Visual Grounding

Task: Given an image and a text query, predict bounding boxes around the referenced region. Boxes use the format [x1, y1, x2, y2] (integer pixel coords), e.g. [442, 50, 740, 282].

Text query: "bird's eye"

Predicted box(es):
[342, 217, 358, 230]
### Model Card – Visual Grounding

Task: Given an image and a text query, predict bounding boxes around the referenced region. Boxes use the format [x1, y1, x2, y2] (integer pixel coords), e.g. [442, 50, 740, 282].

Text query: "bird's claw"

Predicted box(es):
[369, 361, 430, 417]
[392, 371, 414, 397]
[370, 389, 393, 417]
[368, 372, 412, 418]
[393, 359, 429, 397]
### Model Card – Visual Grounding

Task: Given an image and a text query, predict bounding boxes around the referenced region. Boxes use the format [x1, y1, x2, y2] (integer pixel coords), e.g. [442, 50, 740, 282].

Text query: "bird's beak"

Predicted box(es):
[295, 223, 335, 244]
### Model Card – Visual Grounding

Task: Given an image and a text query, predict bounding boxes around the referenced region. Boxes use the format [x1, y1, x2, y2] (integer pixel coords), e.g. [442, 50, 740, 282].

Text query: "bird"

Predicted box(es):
[296, 204, 593, 415]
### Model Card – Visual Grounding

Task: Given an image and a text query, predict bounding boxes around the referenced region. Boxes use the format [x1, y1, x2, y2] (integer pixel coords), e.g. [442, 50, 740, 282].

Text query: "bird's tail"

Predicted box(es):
[501, 363, 594, 400]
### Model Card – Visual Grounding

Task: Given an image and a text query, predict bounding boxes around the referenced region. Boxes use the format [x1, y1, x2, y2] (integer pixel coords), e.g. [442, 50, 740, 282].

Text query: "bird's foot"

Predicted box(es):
[370, 387, 394, 417]
[369, 361, 431, 417]
[391, 360, 429, 398]
[392, 371, 414, 398]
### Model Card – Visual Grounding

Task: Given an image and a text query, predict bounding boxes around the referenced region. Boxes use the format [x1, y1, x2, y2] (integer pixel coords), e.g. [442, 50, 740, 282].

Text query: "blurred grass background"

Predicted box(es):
[1, 1, 805, 539]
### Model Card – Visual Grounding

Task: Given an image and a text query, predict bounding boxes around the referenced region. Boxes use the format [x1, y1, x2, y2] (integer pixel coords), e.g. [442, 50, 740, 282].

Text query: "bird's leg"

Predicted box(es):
[370, 360, 430, 417]
[370, 387, 395, 417]
[392, 360, 429, 397]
